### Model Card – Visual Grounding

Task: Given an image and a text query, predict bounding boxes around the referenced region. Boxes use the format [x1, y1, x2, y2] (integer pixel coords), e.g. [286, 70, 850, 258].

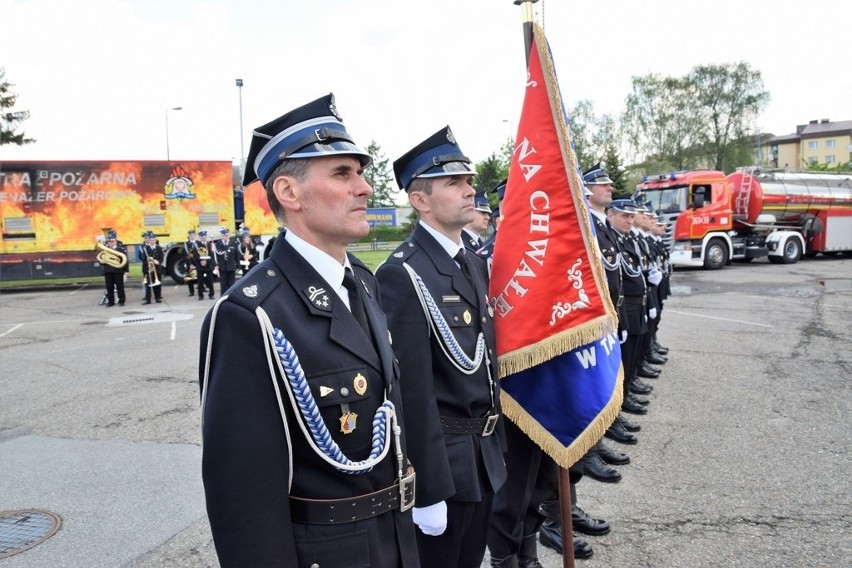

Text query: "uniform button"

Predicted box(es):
[340, 387, 349, 396]
[453, 316, 459, 322]
[311, 564, 320, 568]
[482, 317, 486, 324]
[266, 269, 276, 277]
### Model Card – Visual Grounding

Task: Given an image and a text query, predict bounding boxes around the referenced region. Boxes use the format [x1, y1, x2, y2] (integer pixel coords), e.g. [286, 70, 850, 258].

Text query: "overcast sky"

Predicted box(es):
[1, 0, 849, 171]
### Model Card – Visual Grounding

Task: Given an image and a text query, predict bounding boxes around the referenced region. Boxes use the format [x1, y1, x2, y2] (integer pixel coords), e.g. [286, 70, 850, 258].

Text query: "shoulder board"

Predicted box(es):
[223, 260, 282, 310]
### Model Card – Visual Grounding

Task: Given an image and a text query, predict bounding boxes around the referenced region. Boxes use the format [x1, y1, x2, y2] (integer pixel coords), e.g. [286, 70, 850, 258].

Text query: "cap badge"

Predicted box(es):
[463, 309, 472, 325]
[329, 94, 341, 120]
[242, 284, 258, 298]
[353, 373, 367, 396]
[393, 252, 403, 258]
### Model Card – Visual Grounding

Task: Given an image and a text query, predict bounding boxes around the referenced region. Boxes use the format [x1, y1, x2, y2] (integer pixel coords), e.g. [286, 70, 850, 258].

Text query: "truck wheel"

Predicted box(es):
[779, 238, 802, 264]
[703, 239, 727, 270]
[167, 254, 189, 284]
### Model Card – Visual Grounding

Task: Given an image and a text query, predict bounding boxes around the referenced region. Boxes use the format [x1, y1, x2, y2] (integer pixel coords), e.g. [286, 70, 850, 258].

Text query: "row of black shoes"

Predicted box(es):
[537, 340, 669, 560]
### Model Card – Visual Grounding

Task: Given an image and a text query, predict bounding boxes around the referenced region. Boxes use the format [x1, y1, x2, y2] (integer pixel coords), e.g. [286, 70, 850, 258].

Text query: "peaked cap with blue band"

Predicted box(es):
[582, 162, 613, 185]
[474, 193, 492, 213]
[393, 126, 474, 191]
[490, 178, 507, 218]
[242, 93, 372, 187]
[106, 230, 117, 240]
[608, 198, 638, 214]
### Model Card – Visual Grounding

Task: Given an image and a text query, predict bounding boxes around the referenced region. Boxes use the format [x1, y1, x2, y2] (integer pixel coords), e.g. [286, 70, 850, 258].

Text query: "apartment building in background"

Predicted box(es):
[766, 119, 852, 170]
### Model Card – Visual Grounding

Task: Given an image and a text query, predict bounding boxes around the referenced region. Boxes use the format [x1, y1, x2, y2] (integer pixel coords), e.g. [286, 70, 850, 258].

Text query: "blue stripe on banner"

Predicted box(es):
[502, 333, 621, 446]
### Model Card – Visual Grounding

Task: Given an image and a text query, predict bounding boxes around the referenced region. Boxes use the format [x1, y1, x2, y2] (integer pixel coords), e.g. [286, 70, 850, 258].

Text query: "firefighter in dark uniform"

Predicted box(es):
[199, 94, 419, 567]
[139, 230, 164, 304]
[631, 204, 665, 382]
[184, 229, 199, 297]
[377, 127, 508, 568]
[650, 214, 671, 355]
[213, 228, 238, 296]
[98, 230, 128, 307]
[607, 200, 650, 415]
[194, 231, 216, 300]
[462, 193, 491, 252]
[237, 227, 259, 276]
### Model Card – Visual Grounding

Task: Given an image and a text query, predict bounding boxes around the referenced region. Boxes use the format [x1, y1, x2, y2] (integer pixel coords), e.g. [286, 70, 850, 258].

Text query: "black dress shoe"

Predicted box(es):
[628, 380, 652, 395]
[538, 521, 594, 559]
[622, 397, 648, 415]
[572, 505, 611, 536]
[642, 362, 662, 373]
[596, 441, 630, 465]
[118, 302, 125, 306]
[581, 452, 621, 483]
[628, 393, 649, 406]
[605, 422, 638, 444]
[637, 364, 660, 378]
[142, 300, 151, 305]
[653, 342, 669, 354]
[616, 413, 641, 432]
[105, 303, 114, 307]
[155, 299, 162, 303]
[574, 537, 593, 559]
[187, 292, 194, 297]
[646, 353, 668, 365]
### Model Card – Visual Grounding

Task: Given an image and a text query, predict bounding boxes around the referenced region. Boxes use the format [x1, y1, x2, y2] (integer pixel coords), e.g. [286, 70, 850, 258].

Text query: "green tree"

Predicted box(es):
[689, 62, 770, 171]
[0, 68, 34, 146]
[363, 140, 398, 207]
[474, 145, 510, 209]
[623, 74, 703, 171]
[602, 141, 629, 195]
[566, 100, 599, 170]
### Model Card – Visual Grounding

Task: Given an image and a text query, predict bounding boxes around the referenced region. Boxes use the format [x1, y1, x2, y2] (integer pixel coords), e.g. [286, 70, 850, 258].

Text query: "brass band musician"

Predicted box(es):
[194, 231, 215, 300]
[139, 230, 164, 304]
[184, 229, 199, 297]
[237, 228, 259, 275]
[97, 230, 128, 307]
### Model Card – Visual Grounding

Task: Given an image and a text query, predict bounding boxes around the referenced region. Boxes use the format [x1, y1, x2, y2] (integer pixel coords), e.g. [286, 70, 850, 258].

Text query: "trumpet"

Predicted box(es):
[147, 256, 161, 287]
[96, 241, 128, 269]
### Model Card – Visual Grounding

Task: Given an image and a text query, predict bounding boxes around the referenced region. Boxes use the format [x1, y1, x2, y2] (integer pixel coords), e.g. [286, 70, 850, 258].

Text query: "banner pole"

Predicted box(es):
[513, 0, 538, 66]
[557, 466, 576, 568]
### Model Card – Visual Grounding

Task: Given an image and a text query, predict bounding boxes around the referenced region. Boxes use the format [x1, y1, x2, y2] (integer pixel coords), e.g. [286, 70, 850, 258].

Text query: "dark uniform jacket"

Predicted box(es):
[193, 240, 215, 273]
[199, 235, 419, 567]
[614, 231, 648, 336]
[376, 224, 507, 507]
[139, 243, 164, 281]
[213, 237, 238, 272]
[591, 214, 627, 326]
[462, 228, 483, 253]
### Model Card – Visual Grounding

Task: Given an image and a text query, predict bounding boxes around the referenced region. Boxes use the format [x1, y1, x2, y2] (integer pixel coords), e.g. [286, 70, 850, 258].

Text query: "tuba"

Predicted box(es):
[96, 241, 128, 269]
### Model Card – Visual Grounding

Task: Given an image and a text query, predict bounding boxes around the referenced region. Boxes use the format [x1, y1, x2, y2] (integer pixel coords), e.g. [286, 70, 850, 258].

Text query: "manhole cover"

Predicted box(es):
[0, 509, 62, 559]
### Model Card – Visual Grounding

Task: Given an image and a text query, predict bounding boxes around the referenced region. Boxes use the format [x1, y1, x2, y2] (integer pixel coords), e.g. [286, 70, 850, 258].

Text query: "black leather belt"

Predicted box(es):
[623, 296, 646, 305]
[289, 471, 415, 525]
[440, 413, 499, 437]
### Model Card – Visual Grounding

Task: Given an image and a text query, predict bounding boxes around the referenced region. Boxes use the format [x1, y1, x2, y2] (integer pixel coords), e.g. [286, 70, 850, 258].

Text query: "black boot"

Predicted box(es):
[490, 554, 519, 568]
[518, 533, 543, 568]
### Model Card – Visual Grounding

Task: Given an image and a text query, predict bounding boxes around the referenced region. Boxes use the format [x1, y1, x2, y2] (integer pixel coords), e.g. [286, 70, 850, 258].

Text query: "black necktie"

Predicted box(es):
[343, 268, 370, 336]
[454, 250, 477, 290]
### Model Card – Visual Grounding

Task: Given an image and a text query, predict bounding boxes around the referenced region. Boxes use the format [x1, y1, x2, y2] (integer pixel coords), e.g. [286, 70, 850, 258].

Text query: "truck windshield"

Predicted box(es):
[637, 186, 688, 214]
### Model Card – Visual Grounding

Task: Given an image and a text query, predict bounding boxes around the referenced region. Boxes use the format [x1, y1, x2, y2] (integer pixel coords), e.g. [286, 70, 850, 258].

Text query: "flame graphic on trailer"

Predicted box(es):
[0, 161, 276, 280]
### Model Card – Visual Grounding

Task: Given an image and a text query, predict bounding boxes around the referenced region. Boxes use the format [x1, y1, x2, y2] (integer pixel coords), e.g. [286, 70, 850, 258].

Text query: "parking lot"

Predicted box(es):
[1, 257, 851, 567]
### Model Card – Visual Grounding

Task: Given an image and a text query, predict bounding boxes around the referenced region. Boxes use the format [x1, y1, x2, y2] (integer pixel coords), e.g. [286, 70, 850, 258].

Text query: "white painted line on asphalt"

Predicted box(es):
[171, 320, 177, 341]
[667, 309, 774, 328]
[69, 284, 90, 295]
[0, 324, 23, 337]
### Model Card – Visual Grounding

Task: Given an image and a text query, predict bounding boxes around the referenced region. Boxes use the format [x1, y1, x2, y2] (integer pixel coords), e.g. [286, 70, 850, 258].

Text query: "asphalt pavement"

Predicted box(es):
[1, 258, 850, 567]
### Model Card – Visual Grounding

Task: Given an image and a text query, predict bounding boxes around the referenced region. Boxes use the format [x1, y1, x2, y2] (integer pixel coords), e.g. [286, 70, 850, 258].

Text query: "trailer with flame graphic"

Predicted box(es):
[0, 160, 278, 282]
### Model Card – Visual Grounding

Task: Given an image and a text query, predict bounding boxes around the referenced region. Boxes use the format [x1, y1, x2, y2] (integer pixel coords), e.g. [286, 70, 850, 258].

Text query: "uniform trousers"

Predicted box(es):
[218, 270, 235, 296]
[104, 272, 125, 305]
[417, 494, 494, 568]
[197, 272, 214, 298]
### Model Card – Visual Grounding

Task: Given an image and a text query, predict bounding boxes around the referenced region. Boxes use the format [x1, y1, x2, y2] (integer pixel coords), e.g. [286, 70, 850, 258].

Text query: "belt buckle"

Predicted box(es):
[482, 413, 499, 437]
[399, 468, 416, 512]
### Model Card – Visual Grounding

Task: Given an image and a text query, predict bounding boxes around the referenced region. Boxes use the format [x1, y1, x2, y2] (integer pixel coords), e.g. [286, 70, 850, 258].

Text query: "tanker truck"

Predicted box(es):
[634, 169, 852, 269]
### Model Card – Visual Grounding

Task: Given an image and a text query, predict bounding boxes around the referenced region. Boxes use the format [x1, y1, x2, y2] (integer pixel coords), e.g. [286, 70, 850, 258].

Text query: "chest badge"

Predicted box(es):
[340, 412, 358, 434]
[353, 373, 367, 396]
[463, 309, 472, 325]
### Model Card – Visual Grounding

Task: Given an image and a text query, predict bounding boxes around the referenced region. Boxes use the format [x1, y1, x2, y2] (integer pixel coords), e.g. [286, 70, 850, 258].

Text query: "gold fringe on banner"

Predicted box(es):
[498, 313, 618, 378]
[500, 363, 625, 469]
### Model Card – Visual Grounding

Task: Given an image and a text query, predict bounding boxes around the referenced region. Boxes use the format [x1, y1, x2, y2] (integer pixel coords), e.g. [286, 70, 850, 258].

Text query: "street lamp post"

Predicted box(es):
[165, 106, 183, 161]
[236, 79, 245, 176]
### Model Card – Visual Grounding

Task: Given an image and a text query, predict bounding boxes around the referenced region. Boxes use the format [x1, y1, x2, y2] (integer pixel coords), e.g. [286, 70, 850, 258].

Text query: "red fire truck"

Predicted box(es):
[635, 169, 852, 269]
[0, 161, 278, 282]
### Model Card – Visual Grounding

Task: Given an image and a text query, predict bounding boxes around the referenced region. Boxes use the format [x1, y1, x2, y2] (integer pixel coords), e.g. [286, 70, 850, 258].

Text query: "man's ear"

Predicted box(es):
[409, 190, 429, 214]
[272, 176, 301, 212]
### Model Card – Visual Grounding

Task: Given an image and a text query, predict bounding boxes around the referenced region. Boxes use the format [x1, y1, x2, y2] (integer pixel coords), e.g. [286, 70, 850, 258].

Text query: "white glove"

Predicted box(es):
[647, 267, 662, 286]
[412, 501, 447, 536]
[620, 329, 628, 344]
[649, 307, 658, 320]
